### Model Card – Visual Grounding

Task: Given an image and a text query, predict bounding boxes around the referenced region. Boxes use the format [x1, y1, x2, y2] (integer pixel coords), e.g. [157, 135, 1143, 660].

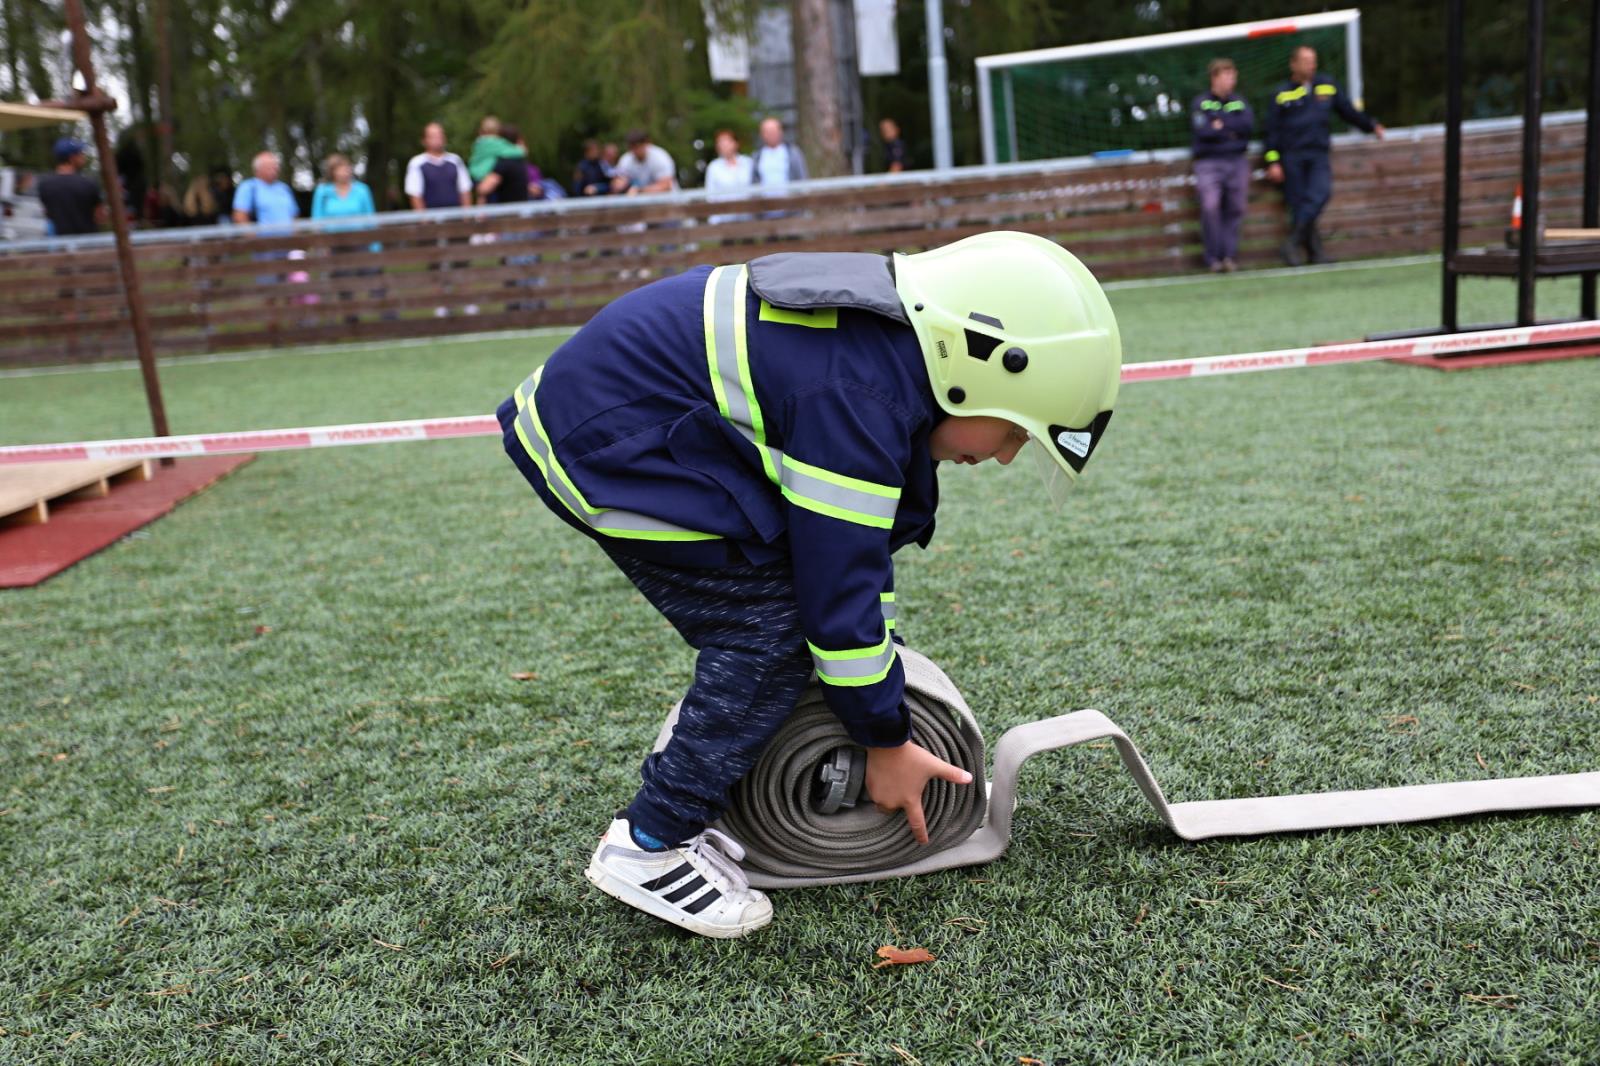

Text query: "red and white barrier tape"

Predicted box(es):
[3, 320, 1596, 465]
[1122, 319, 1600, 382]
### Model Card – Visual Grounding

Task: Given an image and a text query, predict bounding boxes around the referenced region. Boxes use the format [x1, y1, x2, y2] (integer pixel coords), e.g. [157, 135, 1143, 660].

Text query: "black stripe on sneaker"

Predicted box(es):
[639, 863, 693, 892]
[680, 887, 722, 914]
[662, 875, 707, 903]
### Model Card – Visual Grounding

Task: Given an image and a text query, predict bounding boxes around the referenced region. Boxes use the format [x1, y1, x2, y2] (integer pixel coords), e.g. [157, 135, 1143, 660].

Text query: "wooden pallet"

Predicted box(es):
[0, 459, 153, 526]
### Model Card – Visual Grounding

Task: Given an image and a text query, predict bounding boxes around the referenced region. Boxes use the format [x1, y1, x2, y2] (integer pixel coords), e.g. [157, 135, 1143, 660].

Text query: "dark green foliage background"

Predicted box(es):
[1, 262, 1597, 1062]
[5, 0, 1595, 192]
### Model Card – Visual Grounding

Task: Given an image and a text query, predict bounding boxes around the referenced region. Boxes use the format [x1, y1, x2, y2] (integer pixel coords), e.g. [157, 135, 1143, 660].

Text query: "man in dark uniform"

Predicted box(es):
[1263, 44, 1385, 266]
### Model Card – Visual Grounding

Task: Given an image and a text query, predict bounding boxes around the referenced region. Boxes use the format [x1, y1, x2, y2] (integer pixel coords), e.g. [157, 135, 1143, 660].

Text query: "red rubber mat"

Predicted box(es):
[1389, 340, 1600, 371]
[0, 454, 254, 587]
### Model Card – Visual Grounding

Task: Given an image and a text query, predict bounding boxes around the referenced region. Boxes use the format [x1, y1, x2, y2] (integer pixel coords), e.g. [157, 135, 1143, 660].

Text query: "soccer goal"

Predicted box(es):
[977, 9, 1364, 165]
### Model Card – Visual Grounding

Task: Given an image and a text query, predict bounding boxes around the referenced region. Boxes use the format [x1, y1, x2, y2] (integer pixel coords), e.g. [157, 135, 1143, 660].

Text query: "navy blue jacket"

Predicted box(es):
[497, 260, 944, 748]
[1263, 74, 1376, 160]
[1189, 92, 1253, 159]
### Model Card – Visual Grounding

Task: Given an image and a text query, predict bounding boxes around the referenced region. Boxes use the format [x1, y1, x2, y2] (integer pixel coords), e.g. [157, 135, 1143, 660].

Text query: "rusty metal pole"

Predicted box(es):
[62, 0, 173, 456]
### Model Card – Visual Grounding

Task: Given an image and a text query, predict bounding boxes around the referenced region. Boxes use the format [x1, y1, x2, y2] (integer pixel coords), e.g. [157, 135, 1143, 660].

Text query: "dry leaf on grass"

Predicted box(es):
[873, 944, 936, 969]
[509, 671, 539, 681]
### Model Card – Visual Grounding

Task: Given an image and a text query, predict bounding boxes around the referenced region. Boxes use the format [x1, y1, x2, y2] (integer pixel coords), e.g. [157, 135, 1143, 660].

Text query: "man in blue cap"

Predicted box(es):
[36, 137, 105, 237]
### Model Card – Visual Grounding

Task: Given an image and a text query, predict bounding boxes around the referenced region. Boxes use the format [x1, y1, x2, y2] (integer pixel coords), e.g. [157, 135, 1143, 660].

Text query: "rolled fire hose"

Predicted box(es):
[651, 647, 1600, 889]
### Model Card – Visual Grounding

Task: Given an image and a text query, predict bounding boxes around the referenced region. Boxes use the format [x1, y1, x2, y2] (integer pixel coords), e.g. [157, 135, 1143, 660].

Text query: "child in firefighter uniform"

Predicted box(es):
[497, 231, 1121, 937]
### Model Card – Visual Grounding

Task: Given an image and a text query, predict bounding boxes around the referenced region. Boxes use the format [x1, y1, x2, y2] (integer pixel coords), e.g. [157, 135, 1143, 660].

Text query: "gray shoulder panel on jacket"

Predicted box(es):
[746, 252, 910, 325]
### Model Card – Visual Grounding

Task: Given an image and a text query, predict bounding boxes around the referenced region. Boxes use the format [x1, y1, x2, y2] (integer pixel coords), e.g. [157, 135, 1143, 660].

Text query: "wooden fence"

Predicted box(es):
[0, 118, 1588, 367]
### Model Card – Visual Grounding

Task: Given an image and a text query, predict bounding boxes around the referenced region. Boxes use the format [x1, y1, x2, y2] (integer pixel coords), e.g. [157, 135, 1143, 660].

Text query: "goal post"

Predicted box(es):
[977, 9, 1364, 165]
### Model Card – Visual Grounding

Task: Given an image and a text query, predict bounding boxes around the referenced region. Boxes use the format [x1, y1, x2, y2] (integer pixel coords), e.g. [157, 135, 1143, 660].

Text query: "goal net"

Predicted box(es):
[977, 9, 1364, 164]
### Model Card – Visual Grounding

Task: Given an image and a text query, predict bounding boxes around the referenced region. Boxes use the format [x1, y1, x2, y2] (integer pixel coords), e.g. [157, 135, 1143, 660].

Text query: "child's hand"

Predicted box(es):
[865, 741, 974, 845]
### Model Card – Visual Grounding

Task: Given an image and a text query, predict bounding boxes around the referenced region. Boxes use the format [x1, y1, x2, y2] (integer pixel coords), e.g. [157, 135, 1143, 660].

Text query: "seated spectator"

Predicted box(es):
[879, 117, 907, 173]
[616, 129, 678, 195]
[468, 115, 527, 184]
[750, 116, 807, 187]
[232, 151, 298, 227]
[404, 122, 472, 210]
[574, 139, 614, 197]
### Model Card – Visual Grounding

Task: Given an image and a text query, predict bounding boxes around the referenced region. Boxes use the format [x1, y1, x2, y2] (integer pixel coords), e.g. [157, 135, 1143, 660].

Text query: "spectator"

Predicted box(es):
[1264, 44, 1384, 266]
[208, 167, 236, 225]
[615, 129, 678, 195]
[601, 142, 622, 175]
[476, 123, 534, 203]
[704, 129, 754, 226]
[312, 152, 381, 321]
[231, 151, 299, 226]
[115, 132, 147, 223]
[311, 152, 376, 221]
[879, 117, 907, 173]
[404, 122, 471, 210]
[574, 139, 614, 197]
[1191, 58, 1253, 273]
[36, 137, 105, 237]
[750, 116, 807, 187]
[468, 115, 527, 184]
[181, 175, 217, 226]
[703, 129, 753, 193]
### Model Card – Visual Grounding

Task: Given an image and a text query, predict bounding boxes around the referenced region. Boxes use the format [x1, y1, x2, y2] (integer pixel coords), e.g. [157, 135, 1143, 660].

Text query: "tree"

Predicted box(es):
[791, 0, 845, 177]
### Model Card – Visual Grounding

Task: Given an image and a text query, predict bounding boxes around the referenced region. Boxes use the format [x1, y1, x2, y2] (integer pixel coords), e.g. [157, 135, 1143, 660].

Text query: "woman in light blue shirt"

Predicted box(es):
[311, 153, 381, 320]
[311, 153, 376, 222]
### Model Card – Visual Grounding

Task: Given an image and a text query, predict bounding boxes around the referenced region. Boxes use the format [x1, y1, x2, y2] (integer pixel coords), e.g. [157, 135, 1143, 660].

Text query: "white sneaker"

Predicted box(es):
[584, 816, 773, 938]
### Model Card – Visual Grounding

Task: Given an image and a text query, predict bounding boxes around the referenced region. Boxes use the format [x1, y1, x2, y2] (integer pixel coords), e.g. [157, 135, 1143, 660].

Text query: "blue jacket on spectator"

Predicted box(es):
[1190, 92, 1253, 159]
[1263, 74, 1376, 161]
[497, 256, 943, 748]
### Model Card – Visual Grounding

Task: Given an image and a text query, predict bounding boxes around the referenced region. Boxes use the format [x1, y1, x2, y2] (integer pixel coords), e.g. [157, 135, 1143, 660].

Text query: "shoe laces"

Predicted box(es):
[683, 827, 752, 898]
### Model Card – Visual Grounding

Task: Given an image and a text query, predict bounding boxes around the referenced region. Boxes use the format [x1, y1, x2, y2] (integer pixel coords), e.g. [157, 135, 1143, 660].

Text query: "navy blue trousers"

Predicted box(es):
[1282, 149, 1332, 227]
[604, 546, 817, 847]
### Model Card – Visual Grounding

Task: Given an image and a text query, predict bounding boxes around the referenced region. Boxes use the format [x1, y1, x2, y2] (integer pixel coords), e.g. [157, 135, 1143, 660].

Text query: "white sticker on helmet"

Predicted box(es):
[1056, 429, 1092, 457]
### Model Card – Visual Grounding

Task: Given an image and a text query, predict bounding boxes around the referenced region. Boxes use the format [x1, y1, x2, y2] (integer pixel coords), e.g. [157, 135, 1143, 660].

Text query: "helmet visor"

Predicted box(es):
[1027, 435, 1076, 508]
[1024, 409, 1113, 509]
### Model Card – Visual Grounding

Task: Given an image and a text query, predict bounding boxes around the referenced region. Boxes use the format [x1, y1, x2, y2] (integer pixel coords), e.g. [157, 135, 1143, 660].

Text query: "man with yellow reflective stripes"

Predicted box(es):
[496, 231, 1121, 937]
[1263, 44, 1384, 267]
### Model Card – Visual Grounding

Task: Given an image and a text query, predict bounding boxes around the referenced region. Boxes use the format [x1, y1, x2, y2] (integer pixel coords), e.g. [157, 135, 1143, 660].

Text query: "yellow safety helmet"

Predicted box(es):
[894, 231, 1122, 503]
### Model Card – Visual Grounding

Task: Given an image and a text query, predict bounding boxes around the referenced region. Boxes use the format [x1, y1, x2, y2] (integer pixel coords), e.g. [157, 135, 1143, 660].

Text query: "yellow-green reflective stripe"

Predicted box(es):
[514, 368, 720, 542]
[779, 454, 900, 529]
[1264, 149, 1281, 162]
[759, 300, 838, 328]
[705, 264, 779, 483]
[704, 267, 734, 426]
[1314, 83, 1337, 96]
[808, 635, 896, 686]
[880, 591, 896, 630]
[1224, 100, 1245, 111]
[1276, 87, 1307, 104]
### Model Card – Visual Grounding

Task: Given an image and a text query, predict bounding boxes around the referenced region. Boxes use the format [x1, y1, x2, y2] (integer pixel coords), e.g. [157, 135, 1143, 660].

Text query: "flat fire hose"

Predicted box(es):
[651, 647, 1600, 889]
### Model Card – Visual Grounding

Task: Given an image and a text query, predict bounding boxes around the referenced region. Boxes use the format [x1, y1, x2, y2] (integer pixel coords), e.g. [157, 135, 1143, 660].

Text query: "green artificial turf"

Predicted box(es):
[2, 260, 1597, 1064]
